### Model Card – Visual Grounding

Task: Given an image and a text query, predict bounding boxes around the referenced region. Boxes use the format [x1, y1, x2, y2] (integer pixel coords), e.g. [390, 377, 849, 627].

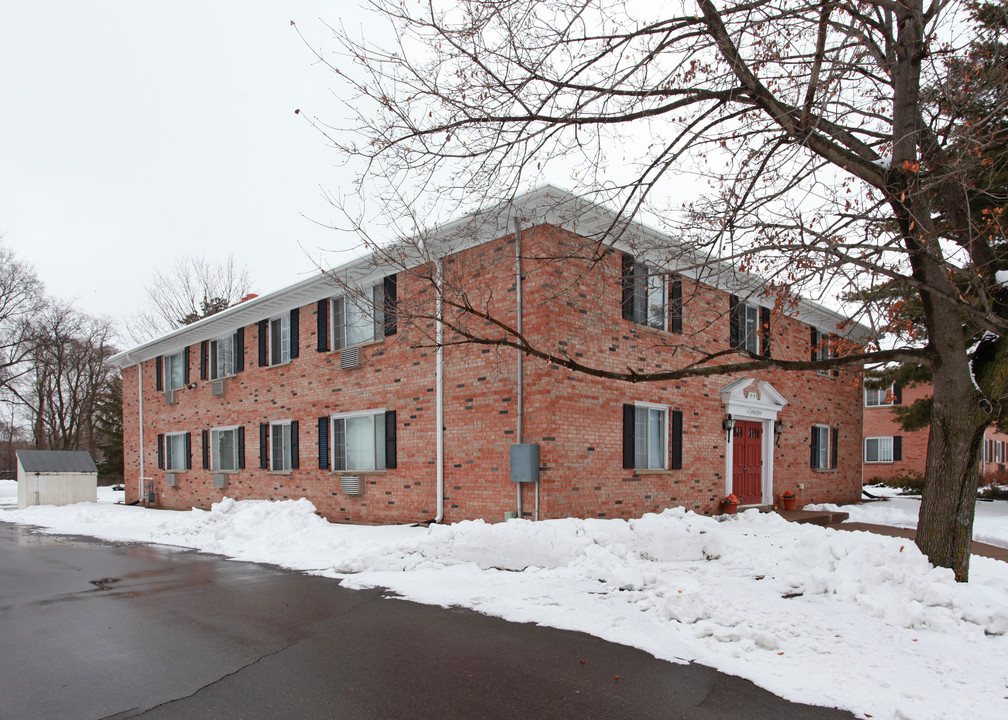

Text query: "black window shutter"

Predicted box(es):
[810, 426, 819, 469]
[184, 346, 191, 384]
[290, 308, 300, 359]
[670, 409, 683, 470]
[259, 423, 269, 470]
[258, 320, 268, 366]
[384, 410, 397, 469]
[202, 429, 210, 469]
[235, 328, 245, 372]
[893, 435, 902, 462]
[317, 299, 329, 352]
[729, 295, 740, 348]
[155, 356, 163, 391]
[237, 426, 246, 470]
[185, 432, 192, 471]
[621, 254, 634, 321]
[810, 327, 818, 362]
[893, 384, 902, 404]
[830, 427, 838, 469]
[318, 417, 330, 469]
[622, 404, 635, 469]
[760, 307, 771, 358]
[200, 340, 208, 380]
[669, 277, 682, 334]
[157, 433, 164, 470]
[384, 275, 398, 336]
[291, 420, 299, 470]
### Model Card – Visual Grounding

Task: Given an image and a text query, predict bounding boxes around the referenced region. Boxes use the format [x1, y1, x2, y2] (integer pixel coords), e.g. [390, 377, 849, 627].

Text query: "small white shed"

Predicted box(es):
[16, 450, 98, 510]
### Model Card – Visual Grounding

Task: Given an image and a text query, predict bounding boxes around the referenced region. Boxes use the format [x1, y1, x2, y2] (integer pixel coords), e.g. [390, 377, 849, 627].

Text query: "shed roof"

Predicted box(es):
[16, 450, 98, 474]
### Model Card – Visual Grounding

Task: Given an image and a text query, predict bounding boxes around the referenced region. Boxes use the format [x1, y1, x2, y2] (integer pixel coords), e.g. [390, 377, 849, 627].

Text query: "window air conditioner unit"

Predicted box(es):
[211, 379, 226, 396]
[165, 473, 178, 487]
[340, 475, 361, 496]
[340, 346, 360, 370]
[213, 474, 228, 489]
[164, 388, 177, 404]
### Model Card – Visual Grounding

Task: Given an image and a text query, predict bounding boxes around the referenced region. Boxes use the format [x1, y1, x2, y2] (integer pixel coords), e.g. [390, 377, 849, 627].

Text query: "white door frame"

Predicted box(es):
[720, 378, 788, 505]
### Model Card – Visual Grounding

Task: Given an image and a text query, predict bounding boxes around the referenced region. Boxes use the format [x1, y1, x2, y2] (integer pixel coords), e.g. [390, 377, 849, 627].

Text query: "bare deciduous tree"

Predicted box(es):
[126, 256, 255, 343]
[301, 0, 1008, 580]
[0, 240, 46, 395]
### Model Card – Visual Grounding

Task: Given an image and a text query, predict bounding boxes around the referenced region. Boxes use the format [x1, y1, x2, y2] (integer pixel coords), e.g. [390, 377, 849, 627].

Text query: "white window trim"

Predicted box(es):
[165, 350, 185, 391]
[269, 420, 292, 472]
[634, 401, 669, 470]
[165, 431, 187, 472]
[209, 334, 235, 380]
[864, 384, 894, 407]
[330, 408, 386, 472]
[864, 436, 894, 464]
[210, 425, 240, 472]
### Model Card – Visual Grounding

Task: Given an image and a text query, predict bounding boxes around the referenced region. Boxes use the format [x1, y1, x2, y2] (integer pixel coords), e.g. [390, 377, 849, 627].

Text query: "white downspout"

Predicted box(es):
[514, 215, 524, 520]
[127, 353, 145, 503]
[435, 259, 445, 523]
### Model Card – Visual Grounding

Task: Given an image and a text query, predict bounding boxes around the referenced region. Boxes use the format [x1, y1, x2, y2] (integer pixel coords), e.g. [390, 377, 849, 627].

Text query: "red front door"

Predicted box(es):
[732, 421, 763, 505]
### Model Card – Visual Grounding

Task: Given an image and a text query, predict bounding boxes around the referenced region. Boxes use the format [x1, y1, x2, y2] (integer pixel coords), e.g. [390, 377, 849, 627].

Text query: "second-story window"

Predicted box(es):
[165, 350, 185, 390]
[210, 335, 234, 379]
[270, 315, 291, 365]
[621, 255, 665, 330]
[334, 284, 388, 349]
[729, 295, 770, 357]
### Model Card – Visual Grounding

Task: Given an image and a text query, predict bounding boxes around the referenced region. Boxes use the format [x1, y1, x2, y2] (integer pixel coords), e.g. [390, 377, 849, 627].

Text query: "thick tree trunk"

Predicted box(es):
[915, 366, 987, 582]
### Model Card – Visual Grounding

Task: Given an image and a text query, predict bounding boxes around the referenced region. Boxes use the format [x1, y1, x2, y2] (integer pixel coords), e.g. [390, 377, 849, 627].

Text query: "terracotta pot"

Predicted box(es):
[722, 502, 739, 515]
[781, 497, 797, 511]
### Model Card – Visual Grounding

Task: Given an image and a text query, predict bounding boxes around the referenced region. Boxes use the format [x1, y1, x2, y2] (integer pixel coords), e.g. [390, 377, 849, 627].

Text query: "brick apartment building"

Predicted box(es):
[863, 382, 1008, 483]
[111, 187, 867, 524]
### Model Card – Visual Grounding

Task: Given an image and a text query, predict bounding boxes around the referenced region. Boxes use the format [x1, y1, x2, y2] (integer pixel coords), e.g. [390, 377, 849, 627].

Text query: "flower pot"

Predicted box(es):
[722, 502, 739, 515]
[781, 497, 797, 511]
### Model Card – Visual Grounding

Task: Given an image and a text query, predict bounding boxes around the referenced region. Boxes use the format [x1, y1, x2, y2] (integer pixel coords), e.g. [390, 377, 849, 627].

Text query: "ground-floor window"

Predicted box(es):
[165, 432, 189, 471]
[864, 436, 893, 463]
[211, 427, 240, 471]
[810, 425, 837, 469]
[325, 410, 397, 472]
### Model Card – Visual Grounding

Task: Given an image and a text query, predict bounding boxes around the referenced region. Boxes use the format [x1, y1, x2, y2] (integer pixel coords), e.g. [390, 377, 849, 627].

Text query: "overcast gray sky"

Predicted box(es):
[0, 2, 374, 337]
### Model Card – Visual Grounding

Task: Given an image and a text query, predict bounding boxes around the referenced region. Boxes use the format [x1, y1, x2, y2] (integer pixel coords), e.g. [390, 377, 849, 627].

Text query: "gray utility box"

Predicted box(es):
[509, 443, 539, 483]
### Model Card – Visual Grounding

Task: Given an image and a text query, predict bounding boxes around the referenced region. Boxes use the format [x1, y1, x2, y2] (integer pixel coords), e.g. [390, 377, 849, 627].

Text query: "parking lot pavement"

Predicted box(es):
[0, 522, 856, 720]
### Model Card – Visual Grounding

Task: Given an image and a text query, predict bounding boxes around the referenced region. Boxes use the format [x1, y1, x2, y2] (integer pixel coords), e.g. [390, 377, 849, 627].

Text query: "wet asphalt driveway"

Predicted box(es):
[0, 522, 856, 720]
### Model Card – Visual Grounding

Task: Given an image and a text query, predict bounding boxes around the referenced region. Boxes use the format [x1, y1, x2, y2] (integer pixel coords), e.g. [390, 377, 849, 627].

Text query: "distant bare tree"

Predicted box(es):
[0, 241, 46, 395]
[126, 256, 255, 342]
[20, 303, 117, 451]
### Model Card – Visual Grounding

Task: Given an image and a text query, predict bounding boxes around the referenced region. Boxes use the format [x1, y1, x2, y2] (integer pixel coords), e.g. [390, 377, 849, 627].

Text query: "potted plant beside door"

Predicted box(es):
[720, 494, 741, 515]
[780, 490, 798, 511]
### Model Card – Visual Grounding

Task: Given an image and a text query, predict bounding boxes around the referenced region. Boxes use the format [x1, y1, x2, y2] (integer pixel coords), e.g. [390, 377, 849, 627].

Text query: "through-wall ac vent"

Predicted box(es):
[340, 475, 361, 495]
[211, 379, 226, 396]
[164, 389, 177, 405]
[340, 346, 360, 369]
[213, 473, 228, 489]
[165, 473, 178, 487]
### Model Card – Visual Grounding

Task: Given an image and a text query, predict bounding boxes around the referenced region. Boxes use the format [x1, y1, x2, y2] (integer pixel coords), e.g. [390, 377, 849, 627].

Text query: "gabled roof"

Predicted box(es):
[16, 450, 98, 474]
[110, 184, 869, 368]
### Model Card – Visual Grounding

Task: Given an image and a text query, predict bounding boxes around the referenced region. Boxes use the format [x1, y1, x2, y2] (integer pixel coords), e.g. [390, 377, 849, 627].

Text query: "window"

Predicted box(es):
[865, 386, 892, 407]
[621, 403, 682, 470]
[621, 256, 665, 330]
[864, 436, 893, 463]
[211, 427, 239, 471]
[165, 350, 185, 391]
[729, 295, 770, 357]
[270, 315, 291, 365]
[158, 432, 190, 472]
[263, 420, 299, 472]
[810, 425, 837, 469]
[334, 284, 388, 349]
[210, 334, 234, 379]
[811, 327, 832, 375]
[326, 410, 396, 471]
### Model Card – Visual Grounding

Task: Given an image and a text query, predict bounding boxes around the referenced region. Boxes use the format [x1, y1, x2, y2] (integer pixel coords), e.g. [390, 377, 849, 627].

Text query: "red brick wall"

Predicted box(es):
[863, 383, 1008, 482]
[122, 223, 863, 522]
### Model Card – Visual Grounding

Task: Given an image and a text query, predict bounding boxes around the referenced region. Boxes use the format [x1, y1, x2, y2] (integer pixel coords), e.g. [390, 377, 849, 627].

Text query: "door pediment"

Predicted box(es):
[720, 378, 788, 421]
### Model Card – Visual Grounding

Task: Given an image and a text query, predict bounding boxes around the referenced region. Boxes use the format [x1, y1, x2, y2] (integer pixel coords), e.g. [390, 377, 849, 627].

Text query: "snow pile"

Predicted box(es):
[2, 485, 1008, 720]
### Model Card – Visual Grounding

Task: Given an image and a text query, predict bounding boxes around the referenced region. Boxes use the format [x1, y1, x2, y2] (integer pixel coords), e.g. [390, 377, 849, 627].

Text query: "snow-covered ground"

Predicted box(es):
[1, 480, 1006, 720]
[811, 484, 1008, 549]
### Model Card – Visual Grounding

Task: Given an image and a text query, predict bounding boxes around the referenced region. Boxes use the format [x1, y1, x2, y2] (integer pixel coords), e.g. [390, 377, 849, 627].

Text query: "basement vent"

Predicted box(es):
[164, 389, 177, 405]
[340, 346, 360, 370]
[340, 475, 361, 496]
[165, 473, 178, 488]
[213, 473, 228, 489]
[211, 379, 226, 396]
